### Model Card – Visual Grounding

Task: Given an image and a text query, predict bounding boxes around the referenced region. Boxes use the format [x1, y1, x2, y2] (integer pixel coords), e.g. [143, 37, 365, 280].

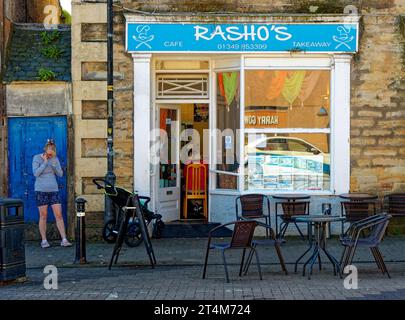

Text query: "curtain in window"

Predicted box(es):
[265, 70, 288, 101]
[218, 72, 239, 109]
[298, 71, 322, 107]
[281, 71, 306, 108]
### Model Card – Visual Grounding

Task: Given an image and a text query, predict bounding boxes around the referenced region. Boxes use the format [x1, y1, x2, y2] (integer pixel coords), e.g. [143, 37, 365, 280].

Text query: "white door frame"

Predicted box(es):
[151, 56, 212, 220]
[156, 104, 181, 221]
[133, 53, 152, 198]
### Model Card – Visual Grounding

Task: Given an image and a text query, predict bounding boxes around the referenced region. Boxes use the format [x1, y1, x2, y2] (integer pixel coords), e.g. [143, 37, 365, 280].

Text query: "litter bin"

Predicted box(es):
[0, 198, 26, 282]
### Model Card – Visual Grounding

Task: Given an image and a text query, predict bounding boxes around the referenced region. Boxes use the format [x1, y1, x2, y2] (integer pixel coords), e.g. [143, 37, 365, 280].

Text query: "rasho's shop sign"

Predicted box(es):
[126, 23, 359, 53]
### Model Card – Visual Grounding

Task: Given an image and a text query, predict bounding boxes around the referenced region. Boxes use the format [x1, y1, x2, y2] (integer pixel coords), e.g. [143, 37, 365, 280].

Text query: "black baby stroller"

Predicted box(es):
[92, 179, 164, 247]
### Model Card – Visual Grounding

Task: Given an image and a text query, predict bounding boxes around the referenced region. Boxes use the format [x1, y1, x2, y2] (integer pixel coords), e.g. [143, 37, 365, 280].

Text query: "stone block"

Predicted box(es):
[6, 83, 70, 116]
[72, 2, 106, 24]
[82, 100, 108, 119]
[356, 159, 372, 166]
[350, 147, 362, 157]
[81, 138, 107, 158]
[73, 43, 107, 62]
[378, 137, 405, 146]
[73, 81, 107, 100]
[351, 137, 376, 146]
[351, 119, 375, 128]
[372, 157, 405, 166]
[377, 120, 405, 128]
[82, 177, 105, 194]
[362, 129, 392, 137]
[363, 148, 398, 156]
[81, 62, 107, 81]
[81, 23, 107, 42]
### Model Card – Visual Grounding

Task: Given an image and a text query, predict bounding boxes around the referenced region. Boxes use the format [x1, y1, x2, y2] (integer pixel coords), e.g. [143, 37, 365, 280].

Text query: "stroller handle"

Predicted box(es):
[92, 178, 115, 190]
[138, 196, 151, 207]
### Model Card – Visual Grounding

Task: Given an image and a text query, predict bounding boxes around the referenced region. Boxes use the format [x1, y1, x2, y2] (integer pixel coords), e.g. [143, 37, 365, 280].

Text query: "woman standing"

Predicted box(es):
[32, 139, 72, 248]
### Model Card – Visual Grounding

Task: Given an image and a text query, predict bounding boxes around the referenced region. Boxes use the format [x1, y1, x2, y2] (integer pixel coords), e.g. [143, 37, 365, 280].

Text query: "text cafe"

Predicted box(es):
[125, 13, 359, 226]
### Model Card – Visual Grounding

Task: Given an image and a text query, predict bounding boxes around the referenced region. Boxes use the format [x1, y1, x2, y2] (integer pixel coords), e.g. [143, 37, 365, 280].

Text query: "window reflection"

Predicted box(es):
[244, 133, 331, 191]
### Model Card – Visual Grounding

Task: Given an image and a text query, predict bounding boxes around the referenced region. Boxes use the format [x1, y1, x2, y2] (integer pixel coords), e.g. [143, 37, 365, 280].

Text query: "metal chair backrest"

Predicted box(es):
[281, 201, 309, 217]
[372, 216, 391, 243]
[356, 214, 391, 244]
[185, 163, 207, 195]
[230, 220, 257, 248]
[342, 201, 373, 222]
[236, 194, 269, 219]
[386, 193, 405, 217]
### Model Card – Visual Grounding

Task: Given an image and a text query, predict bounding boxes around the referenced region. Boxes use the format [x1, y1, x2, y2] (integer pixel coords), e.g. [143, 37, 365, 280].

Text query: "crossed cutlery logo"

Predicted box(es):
[333, 25, 355, 50]
[132, 25, 155, 49]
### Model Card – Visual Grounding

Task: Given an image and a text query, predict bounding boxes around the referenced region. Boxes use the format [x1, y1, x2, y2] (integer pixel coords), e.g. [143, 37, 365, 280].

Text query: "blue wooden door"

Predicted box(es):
[8, 117, 68, 224]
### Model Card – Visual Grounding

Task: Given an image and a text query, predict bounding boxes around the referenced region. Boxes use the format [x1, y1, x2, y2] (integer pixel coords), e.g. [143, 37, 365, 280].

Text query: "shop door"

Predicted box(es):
[8, 116, 68, 224]
[158, 106, 180, 222]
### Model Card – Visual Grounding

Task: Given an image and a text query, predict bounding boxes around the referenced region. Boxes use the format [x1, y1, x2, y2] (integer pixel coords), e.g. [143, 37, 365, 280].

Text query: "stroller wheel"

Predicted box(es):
[102, 219, 118, 244]
[125, 221, 143, 247]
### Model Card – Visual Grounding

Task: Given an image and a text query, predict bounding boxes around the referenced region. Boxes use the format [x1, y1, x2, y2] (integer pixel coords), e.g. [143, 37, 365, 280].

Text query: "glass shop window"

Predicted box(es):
[216, 71, 240, 190]
[244, 70, 331, 192]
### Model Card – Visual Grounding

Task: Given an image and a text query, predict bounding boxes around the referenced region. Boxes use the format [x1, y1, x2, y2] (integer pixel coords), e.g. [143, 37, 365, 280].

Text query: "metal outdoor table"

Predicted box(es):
[293, 215, 345, 279]
[339, 193, 378, 201]
[273, 194, 311, 238]
[272, 194, 311, 202]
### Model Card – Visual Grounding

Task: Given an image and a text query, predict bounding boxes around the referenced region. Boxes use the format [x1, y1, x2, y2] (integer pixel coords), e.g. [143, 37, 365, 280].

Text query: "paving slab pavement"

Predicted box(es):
[1, 236, 405, 300]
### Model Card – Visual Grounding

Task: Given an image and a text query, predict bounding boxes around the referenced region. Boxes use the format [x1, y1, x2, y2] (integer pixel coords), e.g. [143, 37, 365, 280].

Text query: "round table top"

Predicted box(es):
[339, 193, 378, 201]
[293, 215, 345, 223]
[272, 194, 311, 200]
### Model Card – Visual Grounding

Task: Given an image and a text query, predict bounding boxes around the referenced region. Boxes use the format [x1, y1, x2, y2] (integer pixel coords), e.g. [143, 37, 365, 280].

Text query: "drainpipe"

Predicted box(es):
[104, 0, 116, 223]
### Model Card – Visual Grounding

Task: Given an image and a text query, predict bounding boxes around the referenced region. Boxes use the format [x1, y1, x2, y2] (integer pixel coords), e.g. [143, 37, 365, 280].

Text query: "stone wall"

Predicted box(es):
[350, 13, 405, 196]
[72, 2, 106, 239]
[119, 0, 403, 14]
[73, 0, 405, 237]
[72, 0, 134, 240]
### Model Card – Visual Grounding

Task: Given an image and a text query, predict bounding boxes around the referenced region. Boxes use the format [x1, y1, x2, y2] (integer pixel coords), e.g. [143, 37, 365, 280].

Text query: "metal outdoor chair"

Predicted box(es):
[384, 193, 405, 217]
[242, 221, 288, 276]
[235, 194, 271, 238]
[339, 214, 391, 278]
[340, 201, 377, 235]
[202, 220, 262, 283]
[277, 201, 310, 240]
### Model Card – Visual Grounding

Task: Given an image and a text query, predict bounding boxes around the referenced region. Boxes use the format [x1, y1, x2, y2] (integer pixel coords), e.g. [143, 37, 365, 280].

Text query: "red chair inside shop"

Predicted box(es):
[183, 163, 208, 219]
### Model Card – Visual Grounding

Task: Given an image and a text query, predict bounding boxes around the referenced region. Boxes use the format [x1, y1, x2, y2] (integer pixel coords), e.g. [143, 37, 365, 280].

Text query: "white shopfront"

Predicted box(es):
[126, 14, 359, 227]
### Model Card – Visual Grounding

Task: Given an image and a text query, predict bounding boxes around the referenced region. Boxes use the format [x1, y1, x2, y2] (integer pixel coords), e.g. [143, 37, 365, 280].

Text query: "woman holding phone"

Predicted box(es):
[32, 139, 72, 248]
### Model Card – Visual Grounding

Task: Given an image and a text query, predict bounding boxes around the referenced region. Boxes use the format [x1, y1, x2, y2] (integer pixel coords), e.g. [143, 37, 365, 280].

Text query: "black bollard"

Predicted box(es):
[75, 197, 88, 264]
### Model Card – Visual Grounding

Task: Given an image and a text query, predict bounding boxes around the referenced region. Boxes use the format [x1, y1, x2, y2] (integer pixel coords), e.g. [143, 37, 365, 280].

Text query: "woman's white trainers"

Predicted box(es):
[41, 240, 50, 248]
[61, 239, 72, 247]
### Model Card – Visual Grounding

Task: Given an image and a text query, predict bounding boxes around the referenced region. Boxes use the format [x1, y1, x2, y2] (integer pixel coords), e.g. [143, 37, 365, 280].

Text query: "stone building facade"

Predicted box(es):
[72, 0, 405, 237]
